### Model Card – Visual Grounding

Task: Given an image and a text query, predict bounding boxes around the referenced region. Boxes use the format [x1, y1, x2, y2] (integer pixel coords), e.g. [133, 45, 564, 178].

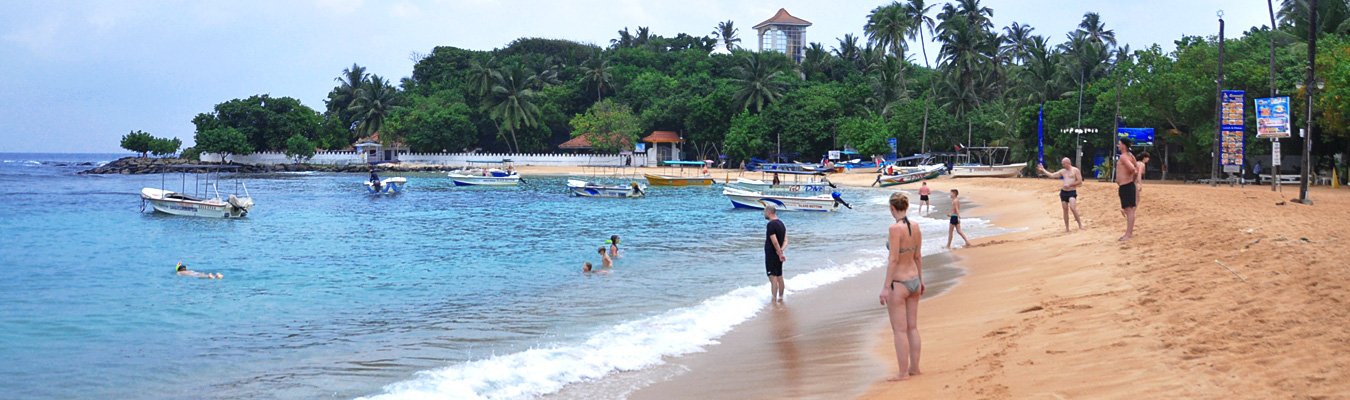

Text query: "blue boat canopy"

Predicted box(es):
[662, 160, 707, 166]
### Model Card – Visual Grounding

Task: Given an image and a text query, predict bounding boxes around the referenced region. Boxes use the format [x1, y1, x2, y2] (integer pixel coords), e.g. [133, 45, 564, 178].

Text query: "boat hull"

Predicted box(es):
[449, 174, 520, 186]
[141, 188, 249, 218]
[878, 166, 944, 187]
[644, 174, 714, 186]
[950, 163, 1027, 178]
[566, 180, 645, 198]
[722, 187, 838, 212]
[732, 178, 827, 193]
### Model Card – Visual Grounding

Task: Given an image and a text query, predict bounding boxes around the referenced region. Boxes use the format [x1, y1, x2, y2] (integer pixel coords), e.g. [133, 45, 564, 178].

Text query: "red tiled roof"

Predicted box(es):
[753, 8, 812, 30]
[641, 130, 683, 143]
[560, 132, 633, 149]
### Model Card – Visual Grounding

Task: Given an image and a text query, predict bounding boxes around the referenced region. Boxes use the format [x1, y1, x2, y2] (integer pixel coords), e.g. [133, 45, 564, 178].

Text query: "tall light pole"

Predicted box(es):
[1211, 11, 1225, 186]
[1267, 0, 1281, 192]
[1299, 0, 1318, 204]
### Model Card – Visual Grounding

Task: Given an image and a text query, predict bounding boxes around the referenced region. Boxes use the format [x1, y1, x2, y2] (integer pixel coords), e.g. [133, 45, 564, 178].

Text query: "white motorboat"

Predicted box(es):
[566, 179, 646, 198]
[950, 163, 1027, 178]
[365, 177, 407, 194]
[722, 186, 849, 212]
[140, 165, 253, 218]
[876, 164, 945, 187]
[448, 160, 521, 186]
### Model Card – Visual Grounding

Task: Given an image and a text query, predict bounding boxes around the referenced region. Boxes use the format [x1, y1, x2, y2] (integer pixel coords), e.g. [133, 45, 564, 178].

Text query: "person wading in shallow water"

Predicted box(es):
[763, 204, 787, 302]
[880, 192, 923, 381]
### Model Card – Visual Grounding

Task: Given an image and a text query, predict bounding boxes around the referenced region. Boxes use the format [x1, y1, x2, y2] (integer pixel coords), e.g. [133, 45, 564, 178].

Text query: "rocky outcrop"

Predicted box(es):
[80, 157, 464, 174]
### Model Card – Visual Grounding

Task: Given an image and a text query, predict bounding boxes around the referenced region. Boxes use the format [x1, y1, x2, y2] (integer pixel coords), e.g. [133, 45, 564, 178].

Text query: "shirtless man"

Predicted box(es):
[1037, 157, 1084, 232]
[917, 182, 932, 214]
[1115, 139, 1139, 241]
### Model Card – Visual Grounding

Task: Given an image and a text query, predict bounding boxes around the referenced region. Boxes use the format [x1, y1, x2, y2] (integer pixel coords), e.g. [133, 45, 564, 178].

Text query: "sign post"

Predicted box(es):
[1255, 96, 1290, 191]
[1220, 90, 1246, 183]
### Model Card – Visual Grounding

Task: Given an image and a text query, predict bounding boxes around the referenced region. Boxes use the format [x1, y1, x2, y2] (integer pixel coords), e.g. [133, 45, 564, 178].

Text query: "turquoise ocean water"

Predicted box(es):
[0, 153, 999, 399]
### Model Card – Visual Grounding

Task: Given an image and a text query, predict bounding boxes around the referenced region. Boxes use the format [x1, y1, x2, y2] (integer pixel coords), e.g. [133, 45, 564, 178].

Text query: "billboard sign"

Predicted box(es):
[1255, 96, 1291, 138]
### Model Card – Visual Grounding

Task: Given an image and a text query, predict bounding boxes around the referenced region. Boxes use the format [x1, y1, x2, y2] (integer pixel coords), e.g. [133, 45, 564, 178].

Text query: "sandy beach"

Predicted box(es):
[510, 165, 1350, 398]
[858, 178, 1350, 399]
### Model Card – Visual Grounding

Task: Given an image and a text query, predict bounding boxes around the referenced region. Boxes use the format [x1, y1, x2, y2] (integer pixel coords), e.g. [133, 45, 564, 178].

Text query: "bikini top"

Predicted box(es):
[889, 218, 919, 255]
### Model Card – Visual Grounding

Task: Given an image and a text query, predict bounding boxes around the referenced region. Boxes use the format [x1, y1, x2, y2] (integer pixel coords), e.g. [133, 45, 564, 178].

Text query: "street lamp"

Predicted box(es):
[1295, 78, 1325, 203]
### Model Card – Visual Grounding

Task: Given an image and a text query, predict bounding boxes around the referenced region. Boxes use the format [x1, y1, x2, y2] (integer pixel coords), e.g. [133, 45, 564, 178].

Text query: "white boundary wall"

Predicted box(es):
[200, 151, 652, 167]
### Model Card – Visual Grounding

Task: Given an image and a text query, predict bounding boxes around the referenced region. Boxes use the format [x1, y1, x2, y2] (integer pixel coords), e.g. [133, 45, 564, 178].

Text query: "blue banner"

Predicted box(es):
[1037, 104, 1045, 165]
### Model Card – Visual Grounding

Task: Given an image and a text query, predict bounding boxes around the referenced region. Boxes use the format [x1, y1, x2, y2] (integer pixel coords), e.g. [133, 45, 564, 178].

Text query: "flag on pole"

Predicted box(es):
[1037, 103, 1045, 165]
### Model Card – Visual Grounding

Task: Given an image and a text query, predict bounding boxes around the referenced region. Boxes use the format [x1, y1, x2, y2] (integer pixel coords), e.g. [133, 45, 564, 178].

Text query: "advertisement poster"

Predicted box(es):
[1220, 90, 1245, 173]
[1255, 96, 1291, 138]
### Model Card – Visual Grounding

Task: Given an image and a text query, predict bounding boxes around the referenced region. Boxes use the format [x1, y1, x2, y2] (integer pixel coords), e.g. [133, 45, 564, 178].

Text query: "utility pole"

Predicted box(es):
[1211, 13, 1225, 186]
[1300, 0, 1318, 204]
[1268, 0, 1281, 192]
[1076, 70, 1085, 169]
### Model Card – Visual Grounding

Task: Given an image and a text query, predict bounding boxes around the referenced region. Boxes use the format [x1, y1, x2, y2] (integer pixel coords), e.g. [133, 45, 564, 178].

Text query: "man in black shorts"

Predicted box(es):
[1115, 138, 1138, 241]
[764, 204, 788, 302]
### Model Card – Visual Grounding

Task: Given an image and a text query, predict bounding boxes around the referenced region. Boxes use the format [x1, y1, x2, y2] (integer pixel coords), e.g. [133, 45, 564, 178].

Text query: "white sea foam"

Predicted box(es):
[358, 253, 886, 400]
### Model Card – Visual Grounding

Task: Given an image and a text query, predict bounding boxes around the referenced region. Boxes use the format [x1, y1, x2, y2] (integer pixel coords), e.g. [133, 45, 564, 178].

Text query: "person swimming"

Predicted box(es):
[598, 247, 613, 268]
[176, 262, 222, 279]
[608, 235, 621, 258]
[583, 261, 593, 273]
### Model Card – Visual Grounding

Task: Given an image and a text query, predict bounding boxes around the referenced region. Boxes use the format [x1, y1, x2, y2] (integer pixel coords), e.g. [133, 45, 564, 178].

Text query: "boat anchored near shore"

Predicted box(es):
[140, 165, 253, 218]
[722, 186, 850, 212]
[448, 160, 521, 186]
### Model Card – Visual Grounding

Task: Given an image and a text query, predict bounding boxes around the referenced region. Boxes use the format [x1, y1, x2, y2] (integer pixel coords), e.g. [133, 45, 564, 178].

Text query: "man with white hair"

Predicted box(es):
[1037, 157, 1084, 232]
[763, 204, 788, 302]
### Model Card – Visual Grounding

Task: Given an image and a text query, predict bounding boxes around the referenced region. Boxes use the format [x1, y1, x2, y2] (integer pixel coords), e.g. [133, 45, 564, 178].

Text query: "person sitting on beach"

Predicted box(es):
[918, 182, 932, 214]
[880, 192, 923, 381]
[176, 262, 222, 279]
[599, 247, 613, 268]
[1037, 157, 1084, 232]
[608, 235, 621, 258]
[946, 189, 971, 248]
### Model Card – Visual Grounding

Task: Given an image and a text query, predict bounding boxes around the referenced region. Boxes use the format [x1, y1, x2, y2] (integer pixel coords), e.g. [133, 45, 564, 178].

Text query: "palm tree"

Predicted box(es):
[467, 58, 500, 97]
[712, 20, 741, 51]
[1076, 12, 1117, 48]
[329, 63, 368, 131]
[859, 44, 888, 76]
[904, 0, 937, 152]
[611, 28, 634, 48]
[948, 0, 994, 31]
[1277, 0, 1350, 35]
[484, 65, 541, 153]
[579, 56, 612, 101]
[802, 42, 831, 81]
[348, 74, 400, 140]
[1017, 35, 1061, 105]
[731, 52, 789, 113]
[833, 34, 862, 63]
[1000, 22, 1035, 64]
[870, 56, 907, 116]
[866, 3, 910, 60]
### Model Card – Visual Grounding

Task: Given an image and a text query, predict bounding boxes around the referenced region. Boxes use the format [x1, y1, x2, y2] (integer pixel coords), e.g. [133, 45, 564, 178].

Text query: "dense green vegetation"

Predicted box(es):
[181, 0, 1350, 177]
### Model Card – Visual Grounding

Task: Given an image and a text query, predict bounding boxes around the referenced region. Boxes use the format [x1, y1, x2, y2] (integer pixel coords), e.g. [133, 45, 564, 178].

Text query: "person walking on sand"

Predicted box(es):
[917, 182, 932, 214]
[880, 192, 923, 381]
[764, 204, 788, 302]
[946, 189, 971, 248]
[1037, 157, 1084, 232]
[1115, 139, 1139, 241]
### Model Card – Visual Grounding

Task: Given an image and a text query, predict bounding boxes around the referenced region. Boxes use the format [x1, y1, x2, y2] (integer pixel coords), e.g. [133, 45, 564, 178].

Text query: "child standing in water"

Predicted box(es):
[946, 189, 971, 248]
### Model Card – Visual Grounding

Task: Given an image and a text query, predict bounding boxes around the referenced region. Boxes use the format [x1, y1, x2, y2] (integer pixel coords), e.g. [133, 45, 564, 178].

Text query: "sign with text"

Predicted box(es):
[1220, 90, 1245, 173]
[1255, 96, 1291, 138]
[1272, 140, 1281, 166]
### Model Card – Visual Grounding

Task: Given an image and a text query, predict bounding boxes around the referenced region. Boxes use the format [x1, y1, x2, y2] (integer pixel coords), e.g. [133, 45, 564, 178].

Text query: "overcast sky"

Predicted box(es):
[0, 0, 1273, 153]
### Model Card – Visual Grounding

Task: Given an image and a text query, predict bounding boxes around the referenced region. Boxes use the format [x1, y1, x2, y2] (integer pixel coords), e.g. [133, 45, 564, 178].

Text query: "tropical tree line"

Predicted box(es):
[120, 130, 181, 158]
[173, 0, 1350, 178]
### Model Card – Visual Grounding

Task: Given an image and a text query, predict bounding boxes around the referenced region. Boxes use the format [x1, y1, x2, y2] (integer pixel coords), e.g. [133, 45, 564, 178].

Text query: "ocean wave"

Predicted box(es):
[358, 253, 885, 400]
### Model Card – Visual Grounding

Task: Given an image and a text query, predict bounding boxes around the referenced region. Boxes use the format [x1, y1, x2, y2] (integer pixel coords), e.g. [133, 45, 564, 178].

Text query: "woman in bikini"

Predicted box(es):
[880, 192, 923, 381]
